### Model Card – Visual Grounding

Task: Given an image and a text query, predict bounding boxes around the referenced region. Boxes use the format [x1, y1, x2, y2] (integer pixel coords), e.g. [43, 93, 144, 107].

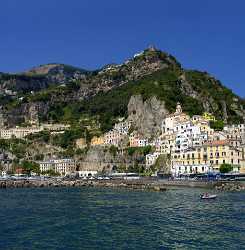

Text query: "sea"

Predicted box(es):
[0, 187, 244, 250]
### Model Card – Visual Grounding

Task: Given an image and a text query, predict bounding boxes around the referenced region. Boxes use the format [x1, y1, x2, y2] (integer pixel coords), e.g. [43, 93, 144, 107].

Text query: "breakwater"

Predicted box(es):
[0, 179, 244, 191]
[0, 179, 167, 192]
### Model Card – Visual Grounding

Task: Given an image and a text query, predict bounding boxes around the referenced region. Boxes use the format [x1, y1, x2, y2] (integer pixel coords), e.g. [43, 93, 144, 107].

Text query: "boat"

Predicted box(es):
[200, 193, 217, 200]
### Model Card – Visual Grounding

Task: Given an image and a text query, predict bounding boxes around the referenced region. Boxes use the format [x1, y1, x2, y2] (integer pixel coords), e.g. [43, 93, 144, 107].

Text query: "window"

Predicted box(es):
[216, 160, 218, 164]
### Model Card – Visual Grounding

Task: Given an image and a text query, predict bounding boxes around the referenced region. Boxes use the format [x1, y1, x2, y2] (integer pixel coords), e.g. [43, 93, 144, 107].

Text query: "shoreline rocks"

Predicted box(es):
[215, 182, 245, 192]
[1, 179, 244, 192]
[0, 179, 168, 192]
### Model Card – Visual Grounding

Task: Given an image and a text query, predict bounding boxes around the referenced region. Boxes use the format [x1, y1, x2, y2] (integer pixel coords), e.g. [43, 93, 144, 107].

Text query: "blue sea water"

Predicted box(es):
[0, 187, 244, 250]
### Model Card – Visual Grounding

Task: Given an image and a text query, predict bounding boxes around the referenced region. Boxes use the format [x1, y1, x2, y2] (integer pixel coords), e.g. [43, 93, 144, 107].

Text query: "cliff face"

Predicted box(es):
[127, 95, 169, 138]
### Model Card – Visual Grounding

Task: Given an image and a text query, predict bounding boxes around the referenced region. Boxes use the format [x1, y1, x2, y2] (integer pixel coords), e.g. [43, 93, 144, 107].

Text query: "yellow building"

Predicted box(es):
[171, 147, 212, 175]
[203, 140, 243, 171]
[171, 140, 244, 174]
[91, 136, 104, 146]
[240, 159, 245, 173]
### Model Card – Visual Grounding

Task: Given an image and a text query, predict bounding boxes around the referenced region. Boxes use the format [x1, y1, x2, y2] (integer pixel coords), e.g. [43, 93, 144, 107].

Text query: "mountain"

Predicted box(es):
[0, 46, 244, 131]
[0, 64, 90, 93]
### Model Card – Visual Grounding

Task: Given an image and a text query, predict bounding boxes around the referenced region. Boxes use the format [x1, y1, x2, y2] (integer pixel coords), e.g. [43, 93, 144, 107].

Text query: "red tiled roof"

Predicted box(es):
[204, 140, 229, 146]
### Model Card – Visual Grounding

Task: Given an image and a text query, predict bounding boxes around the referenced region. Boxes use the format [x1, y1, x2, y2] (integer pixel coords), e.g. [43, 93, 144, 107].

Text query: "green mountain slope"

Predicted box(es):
[0, 47, 244, 131]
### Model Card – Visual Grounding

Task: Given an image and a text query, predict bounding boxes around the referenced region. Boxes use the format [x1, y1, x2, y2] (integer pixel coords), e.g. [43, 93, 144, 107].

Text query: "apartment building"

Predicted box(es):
[39, 158, 76, 176]
[129, 132, 148, 147]
[0, 126, 42, 139]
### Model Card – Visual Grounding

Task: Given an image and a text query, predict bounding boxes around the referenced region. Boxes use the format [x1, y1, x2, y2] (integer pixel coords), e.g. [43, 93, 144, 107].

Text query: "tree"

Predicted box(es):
[219, 163, 233, 173]
[109, 145, 118, 157]
[153, 154, 171, 174]
[210, 120, 224, 131]
[21, 160, 40, 175]
[41, 169, 60, 176]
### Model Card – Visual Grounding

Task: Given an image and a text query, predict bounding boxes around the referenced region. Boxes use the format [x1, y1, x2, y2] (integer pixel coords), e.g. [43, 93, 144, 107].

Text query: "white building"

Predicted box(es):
[41, 123, 70, 131]
[104, 130, 124, 146]
[224, 124, 245, 144]
[146, 152, 161, 167]
[0, 123, 70, 140]
[114, 120, 132, 135]
[171, 164, 212, 177]
[0, 126, 42, 139]
[161, 103, 190, 134]
[39, 158, 76, 176]
[78, 170, 98, 178]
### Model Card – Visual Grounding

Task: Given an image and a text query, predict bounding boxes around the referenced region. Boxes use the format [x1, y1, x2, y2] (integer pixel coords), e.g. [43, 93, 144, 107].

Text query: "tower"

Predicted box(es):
[175, 102, 182, 114]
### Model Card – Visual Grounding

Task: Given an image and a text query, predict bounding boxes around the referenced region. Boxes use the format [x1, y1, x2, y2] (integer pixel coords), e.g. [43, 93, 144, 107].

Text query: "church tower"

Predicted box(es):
[175, 102, 182, 114]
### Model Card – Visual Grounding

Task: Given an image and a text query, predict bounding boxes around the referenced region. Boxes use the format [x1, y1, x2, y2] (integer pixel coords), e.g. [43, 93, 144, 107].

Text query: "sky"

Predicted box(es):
[0, 0, 244, 97]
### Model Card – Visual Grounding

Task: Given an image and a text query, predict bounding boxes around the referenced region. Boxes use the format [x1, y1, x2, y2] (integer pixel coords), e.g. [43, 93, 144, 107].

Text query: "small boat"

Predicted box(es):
[200, 193, 217, 200]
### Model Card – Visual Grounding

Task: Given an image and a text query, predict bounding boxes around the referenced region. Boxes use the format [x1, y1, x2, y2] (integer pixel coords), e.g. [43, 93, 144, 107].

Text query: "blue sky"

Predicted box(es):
[0, 0, 244, 97]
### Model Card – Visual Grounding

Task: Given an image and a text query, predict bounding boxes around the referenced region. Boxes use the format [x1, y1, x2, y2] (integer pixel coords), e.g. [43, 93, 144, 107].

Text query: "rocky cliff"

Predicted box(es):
[127, 95, 169, 138]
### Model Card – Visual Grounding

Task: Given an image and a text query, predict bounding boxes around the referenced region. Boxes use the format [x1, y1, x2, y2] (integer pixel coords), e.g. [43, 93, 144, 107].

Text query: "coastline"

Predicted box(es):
[0, 179, 244, 192]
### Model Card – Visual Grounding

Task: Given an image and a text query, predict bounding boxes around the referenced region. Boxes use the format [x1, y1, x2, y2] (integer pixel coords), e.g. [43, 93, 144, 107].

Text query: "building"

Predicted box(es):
[0, 122, 70, 140]
[104, 130, 124, 146]
[158, 133, 175, 154]
[202, 140, 243, 171]
[146, 152, 161, 167]
[114, 120, 132, 135]
[76, 138, 87, 149]
[41, 123, 70, 131]
[39, 158, 76, 176]
[171, 164, 211, 176]
[161, 103, 190, 134]
[78, 170, 98, 178]
[0, 126, 42, 139]
[171, 139, 244, 174]
[129, 132, 148, 147]
[224, 124, 245, 144]
[90, 136, 104, 146]
[171, 147, 212, 176]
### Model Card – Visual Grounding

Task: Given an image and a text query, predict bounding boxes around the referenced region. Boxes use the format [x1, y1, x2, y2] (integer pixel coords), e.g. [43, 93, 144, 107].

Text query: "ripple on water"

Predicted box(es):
[0, 187, 244, 250]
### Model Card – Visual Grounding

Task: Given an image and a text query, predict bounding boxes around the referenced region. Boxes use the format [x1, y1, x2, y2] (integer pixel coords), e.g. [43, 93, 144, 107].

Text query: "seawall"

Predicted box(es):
[0, 179, 244, 191]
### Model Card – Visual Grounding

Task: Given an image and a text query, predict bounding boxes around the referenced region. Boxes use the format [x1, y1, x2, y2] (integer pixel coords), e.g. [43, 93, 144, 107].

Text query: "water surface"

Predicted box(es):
[0, 187, 244, 249]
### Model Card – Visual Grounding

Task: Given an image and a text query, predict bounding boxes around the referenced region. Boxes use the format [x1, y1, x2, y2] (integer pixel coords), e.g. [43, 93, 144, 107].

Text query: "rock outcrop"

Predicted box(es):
[127, 95, 169, 138]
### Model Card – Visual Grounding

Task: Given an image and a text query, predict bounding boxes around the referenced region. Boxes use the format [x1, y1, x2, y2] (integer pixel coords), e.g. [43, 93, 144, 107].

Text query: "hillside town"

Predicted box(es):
[0, 103, 245, 178]
[86, 102, 245, 177]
